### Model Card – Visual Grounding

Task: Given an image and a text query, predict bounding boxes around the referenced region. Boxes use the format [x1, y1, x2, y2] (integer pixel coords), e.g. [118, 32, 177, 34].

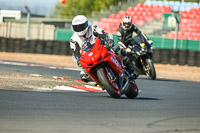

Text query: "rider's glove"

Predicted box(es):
[125, 48, 131, 53]
[147, 39, 153, 45]
[106, 39, 114, 49]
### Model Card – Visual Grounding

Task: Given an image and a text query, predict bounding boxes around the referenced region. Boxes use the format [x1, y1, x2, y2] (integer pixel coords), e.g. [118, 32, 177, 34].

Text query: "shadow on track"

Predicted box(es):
[103, 96, 161, 100]
[135, 97, 161, 100]
[138, 77, 181, 82]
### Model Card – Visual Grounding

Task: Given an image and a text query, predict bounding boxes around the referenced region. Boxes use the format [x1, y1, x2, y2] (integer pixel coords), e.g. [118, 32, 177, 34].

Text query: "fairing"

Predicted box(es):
[80, 39, 123, 75]
[80, 38, 124, 85]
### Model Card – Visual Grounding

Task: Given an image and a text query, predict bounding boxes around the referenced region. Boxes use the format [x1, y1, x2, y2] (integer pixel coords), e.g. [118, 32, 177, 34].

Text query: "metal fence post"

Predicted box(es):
[173, 15, 179, 49]
[24, 5, 31, 40]
[26, 12, 30, 40]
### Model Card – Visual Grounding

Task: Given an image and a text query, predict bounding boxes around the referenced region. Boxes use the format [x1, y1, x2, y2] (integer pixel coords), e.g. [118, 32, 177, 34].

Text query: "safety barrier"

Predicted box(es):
[153, 49, 200, 66]
[0, 37, 199, 67]
[0, 37, 71, 55]
[54, 29, 73, 41]
[149, 36, 200, 51]
[54, 29, 200, 51]
[0, 22, 55, 40]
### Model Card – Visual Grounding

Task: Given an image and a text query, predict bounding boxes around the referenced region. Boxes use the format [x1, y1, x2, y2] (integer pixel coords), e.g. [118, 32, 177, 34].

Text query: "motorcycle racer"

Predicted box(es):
[70, 15, 135, 81]
[117, 15, 153, 53]
[117, 15, 155, 79]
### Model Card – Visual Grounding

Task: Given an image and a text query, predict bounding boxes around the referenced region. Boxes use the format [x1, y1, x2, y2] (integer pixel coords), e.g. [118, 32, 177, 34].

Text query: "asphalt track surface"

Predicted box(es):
[0, 62, 200, 133]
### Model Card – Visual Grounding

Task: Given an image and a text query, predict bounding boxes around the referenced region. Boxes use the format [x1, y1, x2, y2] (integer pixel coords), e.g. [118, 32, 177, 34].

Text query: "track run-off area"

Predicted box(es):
[0, 60, 200, 133]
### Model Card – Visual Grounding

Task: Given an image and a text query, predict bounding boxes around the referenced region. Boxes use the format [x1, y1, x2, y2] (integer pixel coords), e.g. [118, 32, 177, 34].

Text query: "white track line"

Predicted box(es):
[53, 85, 87, 92]
[0, 60, 80, 71]
[84, 85, 104, 91]
[36, 85, 87, 92]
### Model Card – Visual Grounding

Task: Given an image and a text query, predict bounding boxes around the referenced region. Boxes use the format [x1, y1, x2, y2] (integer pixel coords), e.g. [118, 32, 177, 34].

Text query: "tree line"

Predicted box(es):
[53, 0, 127, 18]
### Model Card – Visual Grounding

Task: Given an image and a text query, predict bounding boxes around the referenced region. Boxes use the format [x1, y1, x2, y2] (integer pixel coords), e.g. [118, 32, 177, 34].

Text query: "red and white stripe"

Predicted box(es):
[36, 85, 104, 92]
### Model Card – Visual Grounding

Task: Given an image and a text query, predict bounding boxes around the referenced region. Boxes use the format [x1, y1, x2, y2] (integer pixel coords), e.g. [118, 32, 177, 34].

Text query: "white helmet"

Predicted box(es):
[122, 16, 132, 30]
[72, 15, 89, 37]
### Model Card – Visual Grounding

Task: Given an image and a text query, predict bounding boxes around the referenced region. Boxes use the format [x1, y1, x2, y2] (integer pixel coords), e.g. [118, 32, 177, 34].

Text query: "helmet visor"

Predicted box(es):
[72, 21, 88, 32]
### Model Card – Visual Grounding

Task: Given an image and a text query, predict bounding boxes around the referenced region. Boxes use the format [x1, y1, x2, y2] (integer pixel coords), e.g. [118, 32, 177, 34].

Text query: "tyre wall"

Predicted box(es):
[153, 49, 200, 67]
[0, 37, 71, 55]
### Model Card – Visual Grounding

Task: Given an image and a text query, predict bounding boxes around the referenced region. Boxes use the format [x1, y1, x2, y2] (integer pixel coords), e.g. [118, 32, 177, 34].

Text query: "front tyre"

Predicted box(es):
[97, 68, 121, 98]
[143, 58, 156, 80]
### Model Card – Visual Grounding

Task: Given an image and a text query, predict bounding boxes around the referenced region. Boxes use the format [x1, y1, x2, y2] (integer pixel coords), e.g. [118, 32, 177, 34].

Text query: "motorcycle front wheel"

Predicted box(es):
[143, 58, 156, 80]
[97, 67, 121, 98]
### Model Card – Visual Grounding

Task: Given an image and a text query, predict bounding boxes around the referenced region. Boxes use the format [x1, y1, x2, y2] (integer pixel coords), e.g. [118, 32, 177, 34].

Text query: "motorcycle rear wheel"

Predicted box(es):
[144, 58, 156, 80]
[125, 81, 139, 99]
[97, 68, 121, 98]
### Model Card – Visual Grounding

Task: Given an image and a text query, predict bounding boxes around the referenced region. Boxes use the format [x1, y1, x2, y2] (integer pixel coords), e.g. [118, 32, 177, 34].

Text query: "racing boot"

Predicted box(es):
[123, 56, 135, 80]
[80, 67, 92, 83]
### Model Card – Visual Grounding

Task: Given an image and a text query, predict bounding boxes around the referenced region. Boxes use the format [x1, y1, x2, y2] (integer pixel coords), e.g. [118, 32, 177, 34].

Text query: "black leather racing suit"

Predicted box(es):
[116, 23, 151, 76]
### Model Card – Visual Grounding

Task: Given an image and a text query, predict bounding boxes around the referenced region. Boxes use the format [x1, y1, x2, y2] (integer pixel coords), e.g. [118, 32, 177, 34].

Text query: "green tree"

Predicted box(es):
[53, 0, 126, 18]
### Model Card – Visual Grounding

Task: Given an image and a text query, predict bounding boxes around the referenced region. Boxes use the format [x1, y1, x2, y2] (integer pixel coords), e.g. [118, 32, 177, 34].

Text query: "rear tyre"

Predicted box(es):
[97, 68, 121, 98]
[143, 58, 156, 80]
[125, 81, 139, 99]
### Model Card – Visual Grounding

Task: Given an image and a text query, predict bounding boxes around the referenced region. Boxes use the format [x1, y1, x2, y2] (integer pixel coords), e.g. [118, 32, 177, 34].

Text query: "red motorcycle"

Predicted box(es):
[80, 38, 139, 98]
